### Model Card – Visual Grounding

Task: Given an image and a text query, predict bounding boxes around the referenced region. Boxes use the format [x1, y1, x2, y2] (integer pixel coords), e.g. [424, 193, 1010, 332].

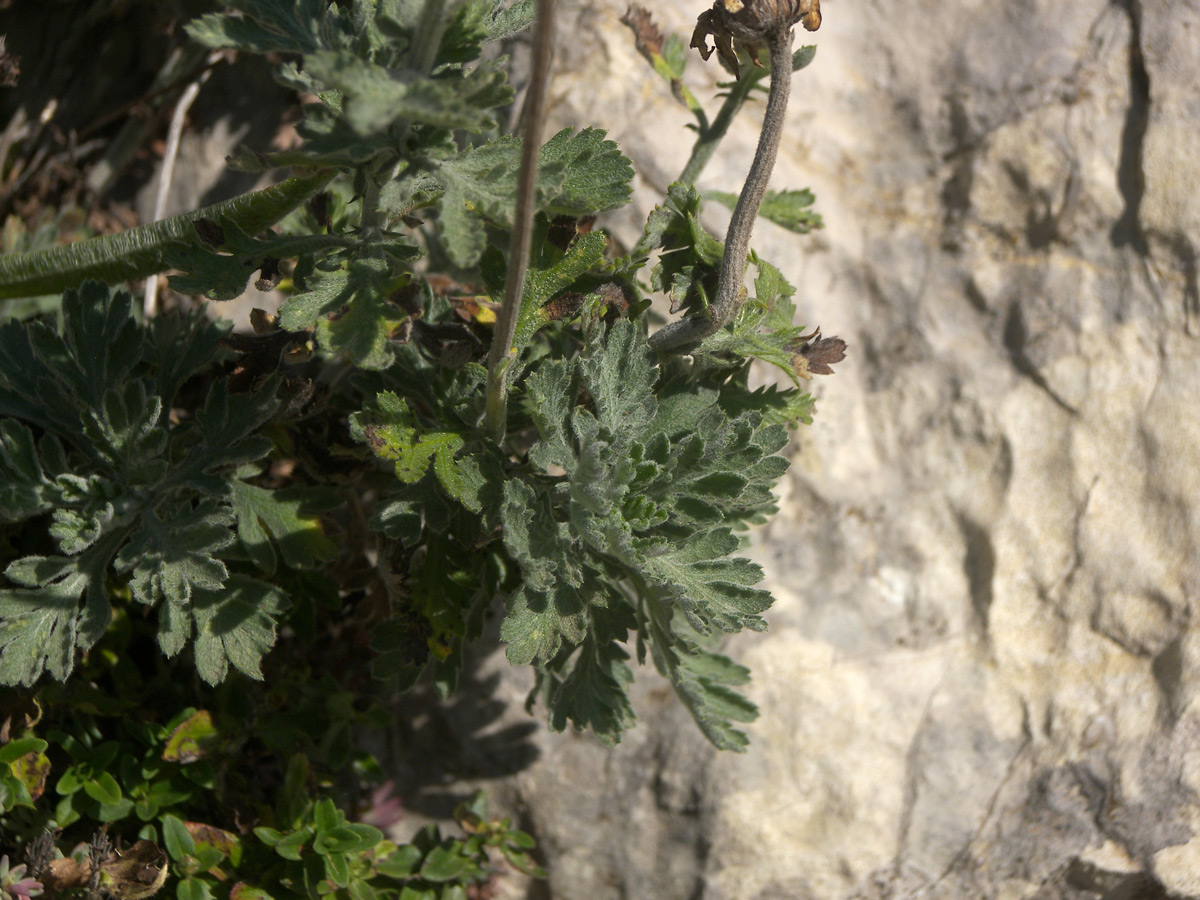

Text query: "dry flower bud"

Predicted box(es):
[791, 327, 847, 379]
[693, 0, 820, 74]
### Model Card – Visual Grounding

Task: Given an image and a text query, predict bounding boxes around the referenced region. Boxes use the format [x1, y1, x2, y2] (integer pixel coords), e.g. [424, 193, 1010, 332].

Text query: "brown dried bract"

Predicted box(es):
[621, 5, 665, 62]
[692, 0, 820, 75]
[791, 327, 846, 378]
[542, 291, 585, 322]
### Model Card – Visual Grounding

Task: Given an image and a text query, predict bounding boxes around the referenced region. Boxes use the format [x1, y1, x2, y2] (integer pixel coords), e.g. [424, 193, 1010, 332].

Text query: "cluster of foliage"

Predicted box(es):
[0, 0, 835, 897]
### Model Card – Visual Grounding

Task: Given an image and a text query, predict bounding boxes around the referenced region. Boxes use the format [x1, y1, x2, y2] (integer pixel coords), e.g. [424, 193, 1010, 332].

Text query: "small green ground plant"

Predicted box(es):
[0, 0, 842, 896]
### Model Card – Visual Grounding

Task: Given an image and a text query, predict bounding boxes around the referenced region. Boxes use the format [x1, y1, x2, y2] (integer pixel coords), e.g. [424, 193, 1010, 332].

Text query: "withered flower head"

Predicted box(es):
[790, 327, 846, 379]
[692, 0, 820, 75]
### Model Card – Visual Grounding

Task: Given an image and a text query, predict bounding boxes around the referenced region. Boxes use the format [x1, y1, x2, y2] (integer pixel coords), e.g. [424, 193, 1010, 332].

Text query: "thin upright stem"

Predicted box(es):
[143, 53, 219, 318]
[484, 0, 556, 442]
[677, 64, 766, 187]
[649, 27, 794, 353]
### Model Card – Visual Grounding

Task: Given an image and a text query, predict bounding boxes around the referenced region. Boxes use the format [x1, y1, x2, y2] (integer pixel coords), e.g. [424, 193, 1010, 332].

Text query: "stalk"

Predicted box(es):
[485, 0, 556, 442]
[0, 170, 335, 301]
[649, 27, 794, 353]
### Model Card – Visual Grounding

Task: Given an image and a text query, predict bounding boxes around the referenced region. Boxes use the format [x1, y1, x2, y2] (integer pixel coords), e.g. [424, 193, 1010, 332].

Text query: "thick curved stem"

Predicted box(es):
[649, 26, 794, 353]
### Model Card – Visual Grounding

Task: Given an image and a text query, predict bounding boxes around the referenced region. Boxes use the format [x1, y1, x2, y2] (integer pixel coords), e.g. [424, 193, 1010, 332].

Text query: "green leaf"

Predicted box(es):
[0, 537, 120, 686]
[146, 307, 229, 408]
[229, 481, 338, 575]
[546, 632, 636, 745]
[168, 380, 280, 495]
[163, 813, 198, 861]
[351, 392, 481, 511]
[376, 845, 422, 879]
[186, 0, 330, 55]
[419, 846, 469, 882]
[115, 504, 233, 610]
[162, 709, 220, 763]
[0, 422, 65, 522]
[433, 128, 632, 267]
[176, 878, 215, 900]
[511, 231, 609, 352]
[0, 172, 334, 300]
[324, 851, 351, 887]
[279, 257, 404, 370]
[83, 770, 123, 805]
[302, 51, 512, 135]
[483, 0, 535, 41]
[0, 284, 142, 445]
[347, 879, 378, 900]
[655, 644, 758, 752]
[253, 827, 284, 847]
[164, 220, 351, 301]
[275, 828, 312, 861]
[190, 575, 289, 684]
[0, 736, 47, 763]
[536, 128, 635, 219]
[705, 187, 822, 235]
[792, 44, 817, 71]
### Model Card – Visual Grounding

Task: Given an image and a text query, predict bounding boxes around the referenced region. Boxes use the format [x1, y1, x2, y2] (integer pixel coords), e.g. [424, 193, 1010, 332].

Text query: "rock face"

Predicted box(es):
[465, 2, 1200, 898]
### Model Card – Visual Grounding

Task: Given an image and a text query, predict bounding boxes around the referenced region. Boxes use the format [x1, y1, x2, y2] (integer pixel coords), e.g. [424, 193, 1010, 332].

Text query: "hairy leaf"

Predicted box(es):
[434, 128, 633, 267]
[191, 575, 289, 683]
[0, 536, 122, 686]
[115, 505, 234, 610]
[351, 392, 482, 511]
[230, 481, 339, 575]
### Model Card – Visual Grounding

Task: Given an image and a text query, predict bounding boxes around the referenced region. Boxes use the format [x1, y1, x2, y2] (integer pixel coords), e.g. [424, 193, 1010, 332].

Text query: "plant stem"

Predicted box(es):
[649, 27, 794, 353]
[677, 63, 766, 187]
[484, 0, 556, 442]
[144, 53, 219, 318]
[411, 0, 451, 76]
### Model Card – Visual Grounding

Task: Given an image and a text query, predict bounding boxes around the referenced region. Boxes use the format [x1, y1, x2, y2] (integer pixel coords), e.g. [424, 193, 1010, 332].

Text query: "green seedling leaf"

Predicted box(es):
[83, 770, 123, 805]
[163, 814, 198, 861]
[162, 710, 219, 764]
[418, 846, 469, 882]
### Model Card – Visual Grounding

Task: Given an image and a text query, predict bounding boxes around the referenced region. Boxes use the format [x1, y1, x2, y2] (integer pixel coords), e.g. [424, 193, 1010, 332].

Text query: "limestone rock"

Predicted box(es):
[474, 2, 1200, 898]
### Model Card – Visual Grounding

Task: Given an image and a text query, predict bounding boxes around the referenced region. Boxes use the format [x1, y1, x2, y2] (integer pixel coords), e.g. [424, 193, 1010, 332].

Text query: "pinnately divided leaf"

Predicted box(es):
[504, 321, 791, 747]
[351, 392, 482, 512]
[433, 128, 633, 267]
[229, 480, 339, 575]
[191, 575, 290, 683]
[0, 535, 123, 686]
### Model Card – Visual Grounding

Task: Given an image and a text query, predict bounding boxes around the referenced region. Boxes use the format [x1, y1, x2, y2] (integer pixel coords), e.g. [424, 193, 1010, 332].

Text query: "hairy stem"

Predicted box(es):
[0, 169, 335, 301]
[485, 0, 556, 442]
[649, 27, 794, 353]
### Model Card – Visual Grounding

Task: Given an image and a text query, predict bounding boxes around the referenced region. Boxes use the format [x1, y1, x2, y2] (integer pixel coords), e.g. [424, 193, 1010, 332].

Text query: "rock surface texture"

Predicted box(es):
[454, 2, 1200, 898]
